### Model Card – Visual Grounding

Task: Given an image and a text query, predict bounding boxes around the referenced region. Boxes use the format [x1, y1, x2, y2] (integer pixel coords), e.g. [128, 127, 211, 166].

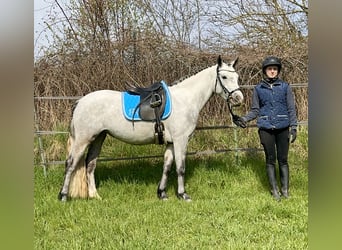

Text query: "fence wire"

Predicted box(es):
[34, 84, 308, 174]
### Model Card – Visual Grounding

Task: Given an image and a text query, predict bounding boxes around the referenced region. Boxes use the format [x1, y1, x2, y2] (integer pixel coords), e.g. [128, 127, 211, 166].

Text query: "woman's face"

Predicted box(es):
[265, 65, 279, 78]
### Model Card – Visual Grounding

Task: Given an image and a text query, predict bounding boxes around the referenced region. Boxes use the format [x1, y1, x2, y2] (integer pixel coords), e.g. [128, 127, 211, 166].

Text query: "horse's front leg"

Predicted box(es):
[174, 139, 191, 201]
[157, 143, 174, 200]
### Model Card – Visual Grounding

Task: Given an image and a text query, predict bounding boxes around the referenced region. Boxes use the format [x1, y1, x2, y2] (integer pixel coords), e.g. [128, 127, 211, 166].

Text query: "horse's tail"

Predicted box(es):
[67, 133, 89, 199]
[68, 153, 88, 199]
[66, 135, 73, 154]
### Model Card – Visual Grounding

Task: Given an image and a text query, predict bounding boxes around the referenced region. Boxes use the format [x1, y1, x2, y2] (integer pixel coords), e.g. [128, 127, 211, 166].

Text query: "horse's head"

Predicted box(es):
[215, 56, 244, 106]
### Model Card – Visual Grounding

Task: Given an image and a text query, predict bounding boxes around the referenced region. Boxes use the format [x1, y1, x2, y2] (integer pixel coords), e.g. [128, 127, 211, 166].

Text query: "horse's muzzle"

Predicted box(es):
[229, 91, 244, 106]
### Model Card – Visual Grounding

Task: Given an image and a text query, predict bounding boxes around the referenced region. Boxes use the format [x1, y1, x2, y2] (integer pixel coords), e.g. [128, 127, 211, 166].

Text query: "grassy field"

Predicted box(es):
[34, 127, 308, 249]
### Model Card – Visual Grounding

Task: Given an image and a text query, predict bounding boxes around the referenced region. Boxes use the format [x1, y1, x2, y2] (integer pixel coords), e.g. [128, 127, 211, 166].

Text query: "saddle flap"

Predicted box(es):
[139, 90, 166, 120]
[122, 81, 172, 121]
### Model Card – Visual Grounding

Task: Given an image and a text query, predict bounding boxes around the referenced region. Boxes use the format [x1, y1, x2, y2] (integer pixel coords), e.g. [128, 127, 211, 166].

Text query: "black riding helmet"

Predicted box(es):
[262, 56, 282, 74]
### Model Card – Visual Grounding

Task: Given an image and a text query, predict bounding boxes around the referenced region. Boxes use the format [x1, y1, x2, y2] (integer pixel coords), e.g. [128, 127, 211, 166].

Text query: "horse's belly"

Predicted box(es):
[107, 121, 157, 145]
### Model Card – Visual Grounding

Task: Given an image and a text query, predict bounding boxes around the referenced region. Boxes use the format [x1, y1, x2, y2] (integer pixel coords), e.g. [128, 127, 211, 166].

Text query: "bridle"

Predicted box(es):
[215, 66, 241, 117]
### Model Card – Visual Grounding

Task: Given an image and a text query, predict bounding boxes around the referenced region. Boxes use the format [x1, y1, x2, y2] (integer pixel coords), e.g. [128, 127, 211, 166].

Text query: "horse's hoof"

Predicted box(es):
[160, 196, 168, 201]
[89, 192, 102, 200]
[58, 192, 68, 202]
[94, 193, 102, 200]
[157, 188, 168, 200]
[177, 192, 192, 202]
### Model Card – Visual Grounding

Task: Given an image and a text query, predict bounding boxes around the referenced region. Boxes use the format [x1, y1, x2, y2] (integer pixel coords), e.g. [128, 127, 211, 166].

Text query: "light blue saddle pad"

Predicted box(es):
[122, 80, 172, 121]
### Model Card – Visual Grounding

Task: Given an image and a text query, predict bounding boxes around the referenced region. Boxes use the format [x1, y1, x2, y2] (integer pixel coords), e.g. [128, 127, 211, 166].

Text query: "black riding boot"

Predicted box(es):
[280, 164, 289, 198]
[266, 164, 280, 201]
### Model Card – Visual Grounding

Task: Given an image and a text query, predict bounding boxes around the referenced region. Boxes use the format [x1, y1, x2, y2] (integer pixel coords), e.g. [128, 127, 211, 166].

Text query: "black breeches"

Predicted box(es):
[258, 127, 290, 166]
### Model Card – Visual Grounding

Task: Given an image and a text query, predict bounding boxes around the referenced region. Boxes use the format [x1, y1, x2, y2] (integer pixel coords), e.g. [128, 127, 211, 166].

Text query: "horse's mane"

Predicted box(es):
[170, 75, 190, 85]
[71, 100, 79, 115]
[170, 65, 216, 86]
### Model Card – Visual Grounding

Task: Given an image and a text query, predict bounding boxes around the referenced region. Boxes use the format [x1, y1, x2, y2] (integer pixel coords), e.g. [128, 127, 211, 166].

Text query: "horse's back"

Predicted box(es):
[77, 89, 120, 104]
[75, 89, 121, 111]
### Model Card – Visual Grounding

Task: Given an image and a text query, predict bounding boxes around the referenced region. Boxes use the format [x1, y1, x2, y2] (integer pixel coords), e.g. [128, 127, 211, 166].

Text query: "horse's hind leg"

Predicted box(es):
[86, 131, 107, 199]
[58, 140, 88, 201]
[157, 143, 174, 200]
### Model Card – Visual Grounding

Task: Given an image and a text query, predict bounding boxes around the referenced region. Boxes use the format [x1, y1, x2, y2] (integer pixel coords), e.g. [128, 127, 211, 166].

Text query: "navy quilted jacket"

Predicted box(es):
[243, 79, 297, 130]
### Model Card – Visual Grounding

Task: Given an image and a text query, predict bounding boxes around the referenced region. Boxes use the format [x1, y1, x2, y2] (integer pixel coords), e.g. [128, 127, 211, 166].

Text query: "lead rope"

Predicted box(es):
[228, 99, 239, 163]
[216, 66, 242, 165]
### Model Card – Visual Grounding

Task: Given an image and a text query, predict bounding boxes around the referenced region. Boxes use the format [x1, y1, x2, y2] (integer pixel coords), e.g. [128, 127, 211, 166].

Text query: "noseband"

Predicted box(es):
[215, 66, 241, 117]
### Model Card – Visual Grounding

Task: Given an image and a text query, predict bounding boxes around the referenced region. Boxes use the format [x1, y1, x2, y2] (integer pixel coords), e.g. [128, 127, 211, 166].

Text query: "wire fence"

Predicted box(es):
[34, 83, 308, 175]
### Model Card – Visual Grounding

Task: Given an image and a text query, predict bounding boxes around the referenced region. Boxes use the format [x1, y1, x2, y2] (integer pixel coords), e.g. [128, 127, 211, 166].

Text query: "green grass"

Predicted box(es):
[34, 127, 308, 249]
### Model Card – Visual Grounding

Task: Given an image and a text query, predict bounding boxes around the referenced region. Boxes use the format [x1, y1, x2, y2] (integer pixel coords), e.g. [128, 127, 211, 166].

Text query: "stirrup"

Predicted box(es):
[150, 93, 162, 108]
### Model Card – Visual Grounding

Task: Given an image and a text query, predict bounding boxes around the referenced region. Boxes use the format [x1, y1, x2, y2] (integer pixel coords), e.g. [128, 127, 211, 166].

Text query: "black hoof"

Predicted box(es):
[281, 190, 289, 199]
[271, 190, 281, 201]
[157, 188, 168, 200]
[177, 192, 191, 201]
[58, 192, 68, 202]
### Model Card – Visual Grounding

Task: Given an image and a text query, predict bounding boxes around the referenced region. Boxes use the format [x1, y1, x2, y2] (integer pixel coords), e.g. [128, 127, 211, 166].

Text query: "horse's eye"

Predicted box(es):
[222, 76, 227, 79]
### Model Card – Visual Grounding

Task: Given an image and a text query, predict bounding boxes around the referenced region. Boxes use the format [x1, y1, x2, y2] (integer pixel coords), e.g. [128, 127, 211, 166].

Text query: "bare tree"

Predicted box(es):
[204, 0, 308, 53]
[34, 0, 308, 130]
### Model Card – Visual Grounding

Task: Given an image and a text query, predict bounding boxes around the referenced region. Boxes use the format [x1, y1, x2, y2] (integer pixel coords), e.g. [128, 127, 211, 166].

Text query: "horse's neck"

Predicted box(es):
[175, 65, 216, 111]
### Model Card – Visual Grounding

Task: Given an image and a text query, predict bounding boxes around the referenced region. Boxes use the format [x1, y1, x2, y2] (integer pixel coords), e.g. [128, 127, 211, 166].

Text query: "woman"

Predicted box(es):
[234, 56, 298, 200]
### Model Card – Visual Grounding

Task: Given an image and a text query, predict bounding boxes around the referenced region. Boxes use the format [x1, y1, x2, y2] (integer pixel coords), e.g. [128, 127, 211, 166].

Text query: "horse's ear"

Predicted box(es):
[232, 57, 239, 68]
[217, 55, 222, 67]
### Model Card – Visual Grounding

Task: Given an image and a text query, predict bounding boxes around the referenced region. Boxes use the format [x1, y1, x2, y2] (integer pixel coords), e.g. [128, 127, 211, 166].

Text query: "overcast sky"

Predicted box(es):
[34, 0, 67, 59]
[34, 0, 50, 57]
